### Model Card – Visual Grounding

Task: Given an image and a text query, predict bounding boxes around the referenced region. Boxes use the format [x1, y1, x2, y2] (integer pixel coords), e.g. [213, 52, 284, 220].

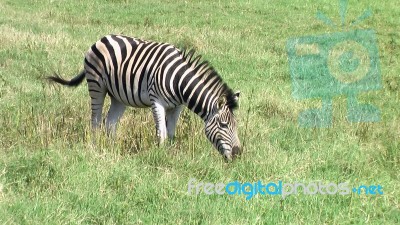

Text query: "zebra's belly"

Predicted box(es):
[104, 70, 152, 108]
[106, 83, 152, 108]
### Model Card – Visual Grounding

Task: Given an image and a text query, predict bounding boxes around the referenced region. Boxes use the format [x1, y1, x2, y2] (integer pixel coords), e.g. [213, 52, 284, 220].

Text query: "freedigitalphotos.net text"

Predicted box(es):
[187, 178, 383, 200]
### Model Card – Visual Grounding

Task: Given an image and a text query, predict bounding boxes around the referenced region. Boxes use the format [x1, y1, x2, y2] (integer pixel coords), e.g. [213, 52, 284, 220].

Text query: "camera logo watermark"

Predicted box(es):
[187, 178, 383, 200]
[287, 0, 381, 127]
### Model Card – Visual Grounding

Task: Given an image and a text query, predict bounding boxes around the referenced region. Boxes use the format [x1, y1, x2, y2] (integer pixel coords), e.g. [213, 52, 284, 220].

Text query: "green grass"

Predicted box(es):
[0, 0, 399, 224]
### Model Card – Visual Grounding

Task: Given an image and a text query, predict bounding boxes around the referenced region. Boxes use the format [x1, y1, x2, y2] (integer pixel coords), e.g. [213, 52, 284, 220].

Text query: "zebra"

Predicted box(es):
[48, 34, 241, 160]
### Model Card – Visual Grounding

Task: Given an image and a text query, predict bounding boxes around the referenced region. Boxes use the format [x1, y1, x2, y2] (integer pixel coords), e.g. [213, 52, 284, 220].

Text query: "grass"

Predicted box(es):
[0, 0, 399, 224]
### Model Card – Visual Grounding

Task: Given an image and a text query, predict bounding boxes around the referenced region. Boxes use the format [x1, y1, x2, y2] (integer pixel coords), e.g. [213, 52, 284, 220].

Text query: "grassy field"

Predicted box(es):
[0, 0, 399, 224]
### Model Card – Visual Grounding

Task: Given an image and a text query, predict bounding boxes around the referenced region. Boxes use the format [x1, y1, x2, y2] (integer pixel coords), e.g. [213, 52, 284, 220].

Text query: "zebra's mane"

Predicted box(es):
[181, 49, 238, 111]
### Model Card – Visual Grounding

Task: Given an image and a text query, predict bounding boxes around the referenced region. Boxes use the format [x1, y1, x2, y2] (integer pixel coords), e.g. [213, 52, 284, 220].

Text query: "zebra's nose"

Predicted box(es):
[232, 146, 241, 157]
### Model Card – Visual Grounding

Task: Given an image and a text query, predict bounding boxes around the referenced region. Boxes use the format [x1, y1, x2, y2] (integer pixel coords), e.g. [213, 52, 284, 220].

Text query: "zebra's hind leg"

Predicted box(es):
[151, 101, 167, 145]
[89, 84, 106, 147]
[105, 97, 126, 136]
[90, 87, 106, 130]
[166, 105, 183, 140]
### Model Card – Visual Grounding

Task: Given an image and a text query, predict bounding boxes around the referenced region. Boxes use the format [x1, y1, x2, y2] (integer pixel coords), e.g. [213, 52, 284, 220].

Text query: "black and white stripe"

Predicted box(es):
[48, 34, 241, 160]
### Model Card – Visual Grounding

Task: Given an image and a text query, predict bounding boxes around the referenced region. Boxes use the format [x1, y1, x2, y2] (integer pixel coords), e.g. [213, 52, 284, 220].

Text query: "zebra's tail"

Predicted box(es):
[47, 70, 86, 87]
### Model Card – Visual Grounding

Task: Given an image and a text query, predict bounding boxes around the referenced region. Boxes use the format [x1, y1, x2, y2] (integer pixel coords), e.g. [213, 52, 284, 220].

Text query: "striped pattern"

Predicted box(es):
[48, 34, 241, 160]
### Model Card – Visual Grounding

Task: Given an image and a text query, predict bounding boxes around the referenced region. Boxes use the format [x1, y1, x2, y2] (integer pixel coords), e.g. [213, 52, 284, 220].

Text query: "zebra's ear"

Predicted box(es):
[217, 95, 227, 109]
[233, 91, 240, 102]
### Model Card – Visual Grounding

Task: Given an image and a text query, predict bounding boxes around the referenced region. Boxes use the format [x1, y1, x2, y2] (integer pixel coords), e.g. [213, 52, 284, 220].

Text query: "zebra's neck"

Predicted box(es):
[159, 49, 236, 122]
[176, 61, 228, 122]
[180, 74, 224, 121]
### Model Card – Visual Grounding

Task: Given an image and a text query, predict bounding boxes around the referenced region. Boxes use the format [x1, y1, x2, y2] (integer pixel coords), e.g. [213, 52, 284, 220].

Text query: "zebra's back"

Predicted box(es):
[84, 34, 182, 108]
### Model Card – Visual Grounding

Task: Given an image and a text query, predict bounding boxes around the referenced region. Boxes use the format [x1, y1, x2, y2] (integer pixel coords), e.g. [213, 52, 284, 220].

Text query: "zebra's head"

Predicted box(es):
[205, 90, 241, 161]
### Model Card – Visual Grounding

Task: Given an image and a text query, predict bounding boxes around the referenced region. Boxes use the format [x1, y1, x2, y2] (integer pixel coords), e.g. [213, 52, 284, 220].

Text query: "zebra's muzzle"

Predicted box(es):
[232, 146, 241, 157]
[223, 146, 241, 161]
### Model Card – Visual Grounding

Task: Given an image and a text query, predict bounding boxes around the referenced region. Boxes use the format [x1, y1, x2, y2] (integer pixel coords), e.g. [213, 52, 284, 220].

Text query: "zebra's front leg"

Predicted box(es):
[151, 101, 167, 145]
[166, 105, 183, 140]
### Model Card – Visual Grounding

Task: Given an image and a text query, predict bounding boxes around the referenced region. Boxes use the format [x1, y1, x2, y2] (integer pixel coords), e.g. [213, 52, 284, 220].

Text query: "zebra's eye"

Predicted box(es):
[220, 122, 228, 128]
